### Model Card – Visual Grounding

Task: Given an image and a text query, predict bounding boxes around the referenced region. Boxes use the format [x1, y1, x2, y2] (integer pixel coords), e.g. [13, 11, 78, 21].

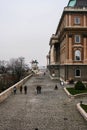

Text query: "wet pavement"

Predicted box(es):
[0, 73, 87, 130]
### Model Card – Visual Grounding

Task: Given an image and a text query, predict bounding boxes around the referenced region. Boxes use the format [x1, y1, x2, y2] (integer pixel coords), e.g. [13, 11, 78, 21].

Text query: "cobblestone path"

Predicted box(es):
[0, 73, 87, 130]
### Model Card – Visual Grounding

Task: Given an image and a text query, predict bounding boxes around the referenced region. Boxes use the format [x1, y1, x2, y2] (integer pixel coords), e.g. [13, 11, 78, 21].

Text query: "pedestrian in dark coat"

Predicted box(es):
[35, 128, 38, 130]
[54, 85, 58, 90]
[20, 85, 23, 93]
[36, 86, 41, 94]
[24, 85, 27, 94]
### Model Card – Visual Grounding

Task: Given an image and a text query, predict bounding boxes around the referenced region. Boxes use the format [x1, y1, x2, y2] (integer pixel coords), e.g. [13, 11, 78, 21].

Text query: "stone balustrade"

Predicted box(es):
[77, 103, 87, 121]
[0, 74, 32, 103]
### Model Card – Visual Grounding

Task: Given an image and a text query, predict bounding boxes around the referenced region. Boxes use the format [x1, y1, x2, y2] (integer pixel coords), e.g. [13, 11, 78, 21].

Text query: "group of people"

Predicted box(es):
[20, 85, 27, 94]
[13, 84, 58, 95]
[13, 85, 27, 95]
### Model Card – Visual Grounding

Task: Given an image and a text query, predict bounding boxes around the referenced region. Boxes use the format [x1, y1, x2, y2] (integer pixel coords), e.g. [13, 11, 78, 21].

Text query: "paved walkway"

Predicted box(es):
[0, 73, 87, 130]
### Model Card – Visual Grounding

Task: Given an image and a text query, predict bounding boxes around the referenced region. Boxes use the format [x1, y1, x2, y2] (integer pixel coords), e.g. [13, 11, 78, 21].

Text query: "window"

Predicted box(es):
[75, 69, 81, 77]
[75, 35, 81, 43]
[74, 17, 80, 24]
[75, 50, 81, 61]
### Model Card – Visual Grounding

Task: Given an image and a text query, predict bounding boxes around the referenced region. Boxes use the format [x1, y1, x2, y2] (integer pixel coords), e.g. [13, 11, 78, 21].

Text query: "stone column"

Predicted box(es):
[50, 45, 55, 64]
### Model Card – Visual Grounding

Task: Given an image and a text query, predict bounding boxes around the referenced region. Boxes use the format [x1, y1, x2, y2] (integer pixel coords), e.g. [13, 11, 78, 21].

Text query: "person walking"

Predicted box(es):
[35, 128, 38, 130]
[54, 84, 58, 90]
[36, 85, 41, 94]
[13, 86, 17, 95]
[20, 85, 23, 94]
[24, 85, 27, 94]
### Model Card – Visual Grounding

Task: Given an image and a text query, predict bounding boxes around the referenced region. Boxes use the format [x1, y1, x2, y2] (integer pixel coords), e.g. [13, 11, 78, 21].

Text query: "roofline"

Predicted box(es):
[55, 7, 65, 35]
[55, 6, 87, 35]
[67, 0, 71, 7]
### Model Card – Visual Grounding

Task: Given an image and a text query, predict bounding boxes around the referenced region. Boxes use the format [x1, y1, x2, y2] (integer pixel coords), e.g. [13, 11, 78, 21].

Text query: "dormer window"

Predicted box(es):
[74, 17, 80, 24]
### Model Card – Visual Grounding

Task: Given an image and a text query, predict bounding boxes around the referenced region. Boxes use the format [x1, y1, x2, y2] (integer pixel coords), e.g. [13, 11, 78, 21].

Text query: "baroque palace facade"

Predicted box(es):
[47, 0, 87, 83]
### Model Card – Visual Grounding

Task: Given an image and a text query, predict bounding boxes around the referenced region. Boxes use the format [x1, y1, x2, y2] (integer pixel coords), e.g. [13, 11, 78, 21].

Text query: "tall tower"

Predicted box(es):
[47, 0, 87, 83]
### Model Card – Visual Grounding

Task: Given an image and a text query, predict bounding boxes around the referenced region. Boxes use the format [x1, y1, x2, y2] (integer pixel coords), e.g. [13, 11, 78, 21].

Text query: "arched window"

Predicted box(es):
[75, 50, 81, 61]
[75, 69, 81, 77]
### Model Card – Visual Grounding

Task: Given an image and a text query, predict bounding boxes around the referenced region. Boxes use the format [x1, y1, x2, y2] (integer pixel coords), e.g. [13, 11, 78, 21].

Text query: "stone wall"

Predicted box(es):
[66, 65, 87, 81]
[0, 74, 32, 103]
[60, 65, 65, 80]
[61, 65, 87, 82]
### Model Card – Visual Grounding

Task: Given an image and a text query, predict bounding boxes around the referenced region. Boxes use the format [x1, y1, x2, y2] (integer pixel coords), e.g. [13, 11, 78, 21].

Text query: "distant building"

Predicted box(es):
[47, 0, 87, 83]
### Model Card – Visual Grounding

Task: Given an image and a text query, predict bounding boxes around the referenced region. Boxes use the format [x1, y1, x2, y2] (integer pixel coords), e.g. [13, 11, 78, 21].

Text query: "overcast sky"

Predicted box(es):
[0, 0, 68, 66]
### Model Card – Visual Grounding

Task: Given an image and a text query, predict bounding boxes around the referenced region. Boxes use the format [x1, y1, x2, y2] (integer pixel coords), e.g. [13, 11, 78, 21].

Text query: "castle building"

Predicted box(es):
[47, 0, 87, 83]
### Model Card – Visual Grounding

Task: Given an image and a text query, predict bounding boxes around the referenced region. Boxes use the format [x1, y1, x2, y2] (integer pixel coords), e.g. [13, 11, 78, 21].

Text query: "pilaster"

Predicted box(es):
[65, 34, 69, 63]
[84, 37, 87, 63]
[83, 14, 86, 27]
[69, 14, 71, 26]
[68, 35, 72, 63]
[65, 14, 68, 26]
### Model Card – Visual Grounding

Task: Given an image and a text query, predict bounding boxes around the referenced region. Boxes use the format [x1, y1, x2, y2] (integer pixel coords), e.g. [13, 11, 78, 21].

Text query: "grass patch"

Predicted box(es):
[81, 104, 87, 113]
[66, 88, 87, 95]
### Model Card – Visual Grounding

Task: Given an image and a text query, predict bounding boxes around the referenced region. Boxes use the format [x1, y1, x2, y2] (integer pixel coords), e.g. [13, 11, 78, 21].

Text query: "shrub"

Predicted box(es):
[75, 81, 85, 90]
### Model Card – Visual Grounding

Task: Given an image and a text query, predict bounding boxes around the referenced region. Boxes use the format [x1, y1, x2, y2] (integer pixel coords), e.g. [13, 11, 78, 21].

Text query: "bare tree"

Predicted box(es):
[0, 57, 30, 92]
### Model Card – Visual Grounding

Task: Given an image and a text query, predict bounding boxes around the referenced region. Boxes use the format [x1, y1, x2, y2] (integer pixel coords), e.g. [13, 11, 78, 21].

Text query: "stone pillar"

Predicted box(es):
[50, 45, 55, 64]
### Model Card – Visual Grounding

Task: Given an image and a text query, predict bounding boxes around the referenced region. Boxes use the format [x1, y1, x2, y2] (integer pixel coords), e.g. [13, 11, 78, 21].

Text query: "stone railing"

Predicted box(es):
[0, 74, 32, 103]
[77, 103, 87, 121]
[64, 87, 87, 98]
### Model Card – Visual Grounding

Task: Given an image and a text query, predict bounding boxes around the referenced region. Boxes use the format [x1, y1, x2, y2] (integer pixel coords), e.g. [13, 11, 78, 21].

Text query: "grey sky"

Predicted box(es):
[0, 0, 68, 66]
